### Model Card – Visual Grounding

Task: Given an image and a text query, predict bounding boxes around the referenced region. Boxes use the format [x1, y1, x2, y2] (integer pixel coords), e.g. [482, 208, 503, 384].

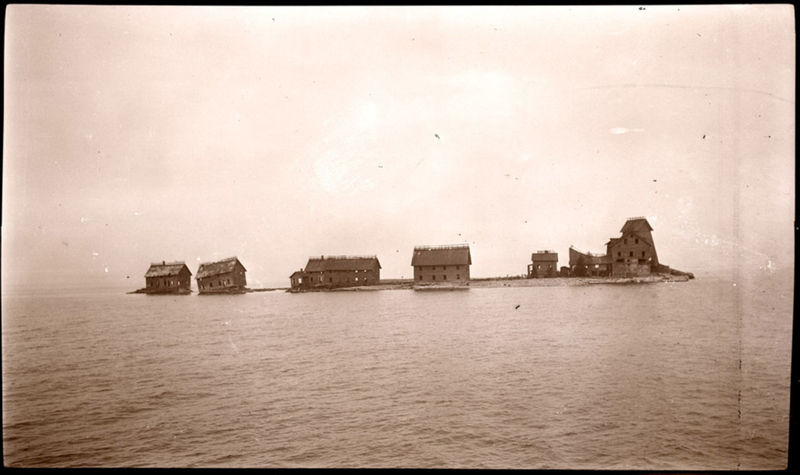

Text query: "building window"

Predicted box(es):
[444, 275, 447, 280]
[443, 266, 447, 270]
[457, 274, 460, 280]
[418, 275, 423, 281]
[642, 251, 646, 257]
[432, 266, 436, 271]
[635, 239, 639, 244]
[457, 266, 460, 270]
[624, 239, 627, 244]
[617, 252, 621, 257]
[629, 252, 633, 257]
[329, 278, 332, 283]
[432, 275, 436, 281]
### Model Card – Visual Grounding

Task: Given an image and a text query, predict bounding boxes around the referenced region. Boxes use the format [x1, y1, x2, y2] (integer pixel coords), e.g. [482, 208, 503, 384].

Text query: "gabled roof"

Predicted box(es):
[304, 256, 381, 273]
[411, 244, 471, 266]
[606, 232, 653, 248]
[145, 262, 191, 278]
[531, 251, 558, 262]
[620, 217, 653, 235]
[290, 270, 309, 278]
[196, 257, 245, 280]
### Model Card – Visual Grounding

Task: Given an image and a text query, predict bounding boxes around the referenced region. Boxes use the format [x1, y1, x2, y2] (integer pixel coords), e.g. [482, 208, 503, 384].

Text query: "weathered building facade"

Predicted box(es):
[411, 244, 472, 283]
[568, 246, 611, 277]
[528, 251, 558, 277]
[144, 261, 193, 293]
[289, 270, 311, 290]
[298, 255, 381, 288]
[606, 217, 659, 277]
[196, 257, 247, 293]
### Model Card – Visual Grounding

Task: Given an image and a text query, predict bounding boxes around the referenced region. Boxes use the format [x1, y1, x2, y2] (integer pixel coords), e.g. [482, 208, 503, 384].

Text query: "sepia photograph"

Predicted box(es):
[2, 5, 794, 469]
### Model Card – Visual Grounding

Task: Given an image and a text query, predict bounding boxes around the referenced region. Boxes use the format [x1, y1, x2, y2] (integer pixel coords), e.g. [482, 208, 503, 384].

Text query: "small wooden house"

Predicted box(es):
[528, 251, 558, 278]
[144, 261, 192, 293]
[289, 270, 312, 290]
[411, 244, 472, 283]
[196, 257, 247, 294]
[298, 255, 381, 288]
[606, 217, 660, 277]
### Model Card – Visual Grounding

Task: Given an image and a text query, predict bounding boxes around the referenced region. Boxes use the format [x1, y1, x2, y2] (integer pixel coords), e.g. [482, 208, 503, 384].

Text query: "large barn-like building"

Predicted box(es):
[291, 255, 381, 289]
[144, 261, 193, 293]
[196, 257, 247, 294]
[606, 217, 659, 277]
[411, 244, 472, 283]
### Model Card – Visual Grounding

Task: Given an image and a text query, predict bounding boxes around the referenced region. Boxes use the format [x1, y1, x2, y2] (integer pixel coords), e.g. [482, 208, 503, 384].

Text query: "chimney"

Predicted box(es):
[162, 261, 165, 265]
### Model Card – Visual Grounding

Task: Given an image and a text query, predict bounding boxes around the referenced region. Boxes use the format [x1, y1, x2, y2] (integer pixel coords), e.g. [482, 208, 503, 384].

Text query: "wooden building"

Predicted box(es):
[411, 244, 472, 283]
[196, 257, 247, 294]
[605, 217, 659, 277]
[528, 250, 558, 278]
[144, 261, 192, 293]
[298, 255, 381, 288]
[289, 270, 311, 290]
[568, 246, 611, 277]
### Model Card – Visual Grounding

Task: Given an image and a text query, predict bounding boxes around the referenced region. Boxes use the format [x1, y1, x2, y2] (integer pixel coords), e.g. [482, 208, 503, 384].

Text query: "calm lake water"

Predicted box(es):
[2, 277, 792, 469]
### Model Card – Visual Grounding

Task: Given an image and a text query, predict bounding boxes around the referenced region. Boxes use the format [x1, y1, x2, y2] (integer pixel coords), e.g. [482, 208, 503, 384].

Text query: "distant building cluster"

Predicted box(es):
[138, 216, 675, 294]
[142, 257, 247, 294]
[558, 217, 662, 278]
[289, 244, 472, 291]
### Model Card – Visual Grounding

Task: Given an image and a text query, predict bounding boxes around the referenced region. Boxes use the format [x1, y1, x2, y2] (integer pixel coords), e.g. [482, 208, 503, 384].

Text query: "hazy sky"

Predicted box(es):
[2, 5, 795, 289]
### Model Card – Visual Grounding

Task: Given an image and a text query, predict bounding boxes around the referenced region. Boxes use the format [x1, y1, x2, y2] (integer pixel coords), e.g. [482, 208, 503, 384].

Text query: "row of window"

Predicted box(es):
[293, 276, 372, 285]
[311, 270, 374, 274]
[327, 277, 369, 284]
[617, 251, 647, 258]
[148, 279, 188, 287]
[200, 278, 236, 290]
[417, 274, 461, 281]
[415, 265, 461, 271]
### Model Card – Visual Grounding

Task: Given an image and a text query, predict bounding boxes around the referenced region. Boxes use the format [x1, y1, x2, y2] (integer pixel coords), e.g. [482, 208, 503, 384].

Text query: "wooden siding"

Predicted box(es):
[413, 264, 470, 283]
[607, 226, 659, 277]
[146, 266, 192, 290]
[197, 261, 247, 293]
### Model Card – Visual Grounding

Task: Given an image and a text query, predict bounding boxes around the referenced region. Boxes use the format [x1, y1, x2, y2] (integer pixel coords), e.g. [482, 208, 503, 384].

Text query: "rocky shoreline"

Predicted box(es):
[286, 273, 692, 293]
[129, 274, 693, 294]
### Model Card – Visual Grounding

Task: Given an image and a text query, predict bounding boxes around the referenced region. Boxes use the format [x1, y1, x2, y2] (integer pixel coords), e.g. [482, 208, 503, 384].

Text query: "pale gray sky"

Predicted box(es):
[2, 5, 795, 290]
